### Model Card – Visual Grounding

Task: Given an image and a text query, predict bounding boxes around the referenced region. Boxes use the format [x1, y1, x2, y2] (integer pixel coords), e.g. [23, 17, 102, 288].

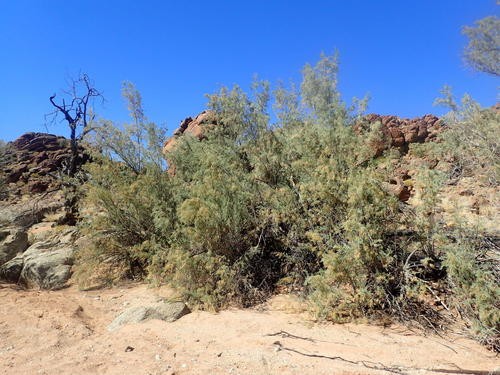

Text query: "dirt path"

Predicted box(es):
[0, 282, 498, 375]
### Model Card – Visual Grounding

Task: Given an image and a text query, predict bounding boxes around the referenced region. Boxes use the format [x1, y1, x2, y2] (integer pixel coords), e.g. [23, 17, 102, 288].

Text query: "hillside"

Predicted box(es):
[0, 101, 498, 374]
[1, 3, 499, 374]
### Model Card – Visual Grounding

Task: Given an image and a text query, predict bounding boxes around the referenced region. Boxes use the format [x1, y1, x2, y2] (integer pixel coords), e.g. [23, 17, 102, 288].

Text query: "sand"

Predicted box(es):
[0, 282, 498, 375]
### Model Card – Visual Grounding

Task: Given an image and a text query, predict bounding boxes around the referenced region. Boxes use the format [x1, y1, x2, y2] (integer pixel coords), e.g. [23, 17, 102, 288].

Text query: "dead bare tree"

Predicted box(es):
[47, 73, 103, 176]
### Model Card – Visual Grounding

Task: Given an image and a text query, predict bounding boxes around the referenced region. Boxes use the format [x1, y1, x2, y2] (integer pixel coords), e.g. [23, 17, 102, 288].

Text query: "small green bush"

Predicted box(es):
[434, 88, 499, 185]
[443, 227, 499, 350]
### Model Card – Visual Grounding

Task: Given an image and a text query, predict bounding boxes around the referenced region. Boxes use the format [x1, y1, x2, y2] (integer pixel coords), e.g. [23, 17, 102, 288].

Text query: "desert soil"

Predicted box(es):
[0, 282, 498, 375]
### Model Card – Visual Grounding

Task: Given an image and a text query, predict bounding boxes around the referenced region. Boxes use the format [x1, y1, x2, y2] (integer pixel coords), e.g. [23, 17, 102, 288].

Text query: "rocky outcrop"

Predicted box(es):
[0, 189, 76, 288]
[2, 132, 89, 196]
[360, 114, 443, 156]
[0, 192, 65, 229]
[163, 111, 217, 154]
[356, 114, 444, 202]
[0, 228, 77, 289]
[164, 111, 442, 158]
[108, 301, 191, 331]
[10, 132, 67, 151]
[0, 133, 87, 289]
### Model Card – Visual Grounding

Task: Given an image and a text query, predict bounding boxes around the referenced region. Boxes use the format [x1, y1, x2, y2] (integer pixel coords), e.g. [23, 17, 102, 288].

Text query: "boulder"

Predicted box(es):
[163, 111, 217, 154]
[0, 227, 28, 266]
[0, 192, 65, 228]
[18, 231, 76, 290]
[0, 254, 24, 283]
[384, 178, 412, 202]
[108, 301, 191, 331]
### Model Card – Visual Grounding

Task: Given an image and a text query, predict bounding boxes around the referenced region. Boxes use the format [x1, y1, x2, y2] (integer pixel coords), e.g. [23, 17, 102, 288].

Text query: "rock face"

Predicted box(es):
[0, 188, 76, 289]
[0, 226, 76, 289]
[360, 114, 443, 156]
[19, 232, 75, 290]
[0, 254, 24, 283]
[0, 193, 65, 229]
[0, 227, 28, 265]
[108, 301, 191, 331]
[2, 132, 89, 195]
[163, 111, 216, 154]
[0, 133, 88, 288]
[354, 114, 444, 202]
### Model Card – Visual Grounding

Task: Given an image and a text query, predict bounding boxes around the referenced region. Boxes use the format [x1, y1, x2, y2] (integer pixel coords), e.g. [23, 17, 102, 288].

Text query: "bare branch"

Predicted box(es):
[47, 73, 103, 176]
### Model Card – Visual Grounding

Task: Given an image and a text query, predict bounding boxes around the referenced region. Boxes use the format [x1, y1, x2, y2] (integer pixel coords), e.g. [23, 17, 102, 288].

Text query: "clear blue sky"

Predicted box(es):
[0, 0, 498, 141]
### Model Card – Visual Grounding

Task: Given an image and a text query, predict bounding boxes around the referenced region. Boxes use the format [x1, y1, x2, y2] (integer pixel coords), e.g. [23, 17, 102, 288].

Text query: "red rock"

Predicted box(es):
[28, 180, 49, 194]
[163, 111, 217, 154]
[34, 152, 48, 163]
[3, 132, 89, 197]
[6, 165, 28, 183]
[358, 114, 443, 153]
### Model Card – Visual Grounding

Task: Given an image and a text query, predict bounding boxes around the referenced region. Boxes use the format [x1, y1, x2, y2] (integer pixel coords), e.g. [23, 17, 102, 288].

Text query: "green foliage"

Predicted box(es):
[307, 168, 400, 321]
[91, 81, 167, 173]
[443, 227, 499, 350]
[463, 15, 500, 76]
[81, 55, 428, 317]
[76, 158, 175, 288]
[301, 52, 343, 119]
[434, 87, 500, 185]
[77, 55, 499, 350]
[75, 82, 171, 287]
[432, 86, 500, 349]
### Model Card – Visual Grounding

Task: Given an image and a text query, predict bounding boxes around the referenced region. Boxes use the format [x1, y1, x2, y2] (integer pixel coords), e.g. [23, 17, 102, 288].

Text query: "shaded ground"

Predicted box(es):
[0, 282, 498, 375]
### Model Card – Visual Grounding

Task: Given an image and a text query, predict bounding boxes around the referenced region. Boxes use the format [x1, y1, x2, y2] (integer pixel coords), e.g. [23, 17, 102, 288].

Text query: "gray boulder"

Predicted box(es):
[0, 192, 65, 229]
[108, 301, 190, 331]
[0, 254, 24, 283]
[0, 227, 28, 266]
[19, 234, 75, 290]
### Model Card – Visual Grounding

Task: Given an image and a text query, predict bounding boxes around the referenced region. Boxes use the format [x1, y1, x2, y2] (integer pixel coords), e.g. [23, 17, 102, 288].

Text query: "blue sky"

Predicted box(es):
[0, 1, 498, 141]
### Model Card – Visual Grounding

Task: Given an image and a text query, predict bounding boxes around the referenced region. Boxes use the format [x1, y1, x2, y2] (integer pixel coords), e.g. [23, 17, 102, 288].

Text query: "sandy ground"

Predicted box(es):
[0, 282, 498, 375]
